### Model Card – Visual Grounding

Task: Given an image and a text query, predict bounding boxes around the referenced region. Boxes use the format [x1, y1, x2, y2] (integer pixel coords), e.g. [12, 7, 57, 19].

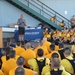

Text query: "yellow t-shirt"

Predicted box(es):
[20, 49, 36, 68]
[28, 57, 50, 75]
[59, 22, 65, 27]
[42, 65, 65, 75]
[14, 46, 25, 55]
[61, 33, 67, 38]
[61, 56, 74, 74]
[34, 45, 49, 56]
[1, 55, 19, 63]
[57, 32, 62, 37]
[43, 32, 51, 39]
[66, 33, 70, 40]
[1, 58, 17, 75]
[0, 70, 4, 75]
[50, 17, 55, 22]
[55, 45, 59, 51]
[72, 45, 75, 51]
[1, 56, 6, 63]
[43, 41, 51, 53]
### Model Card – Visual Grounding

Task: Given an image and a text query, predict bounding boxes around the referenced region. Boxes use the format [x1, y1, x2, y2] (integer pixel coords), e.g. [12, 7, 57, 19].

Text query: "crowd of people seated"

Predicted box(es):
[0, 14, 75, 75]
[43, 28, 75, 44]
[0, 35, 75, 75]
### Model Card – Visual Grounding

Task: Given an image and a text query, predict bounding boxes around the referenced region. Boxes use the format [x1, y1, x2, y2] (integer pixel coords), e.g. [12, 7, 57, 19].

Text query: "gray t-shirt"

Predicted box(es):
[18, 18, 26, 28]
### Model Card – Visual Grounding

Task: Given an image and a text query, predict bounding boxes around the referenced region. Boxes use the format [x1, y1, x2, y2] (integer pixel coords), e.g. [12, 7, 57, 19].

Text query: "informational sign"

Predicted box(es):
[15, 28, 43, 41]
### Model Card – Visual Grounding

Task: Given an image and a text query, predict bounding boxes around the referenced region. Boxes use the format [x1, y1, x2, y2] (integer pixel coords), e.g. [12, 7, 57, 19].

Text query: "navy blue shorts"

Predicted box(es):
[18, 27, 25, 35]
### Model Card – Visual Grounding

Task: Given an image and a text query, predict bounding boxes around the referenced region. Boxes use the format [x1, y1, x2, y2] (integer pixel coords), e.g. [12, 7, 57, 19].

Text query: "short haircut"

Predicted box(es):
[5, 47, 11, 55]
[9, 50, 16, 58]
[17, 56, 25, 66]
[51, 58, 60, 68]
[59, 43, 64, 48]
[37, 48, 44, 57]
[50, 43, 55, 51]
[16, 41, 21, 46]
[51, 53, 59, 58]
[64, 47, 71, 55]
[15, 67, 25, 75]
[25, 43, 31, 49]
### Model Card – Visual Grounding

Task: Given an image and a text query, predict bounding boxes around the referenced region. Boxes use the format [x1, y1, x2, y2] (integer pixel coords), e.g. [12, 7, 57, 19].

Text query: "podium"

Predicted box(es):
[0, 28, 3, 48]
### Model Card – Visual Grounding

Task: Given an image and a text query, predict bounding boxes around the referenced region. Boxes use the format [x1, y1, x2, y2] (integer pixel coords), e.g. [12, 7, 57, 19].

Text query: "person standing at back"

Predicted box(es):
[17, 14, 27, 45]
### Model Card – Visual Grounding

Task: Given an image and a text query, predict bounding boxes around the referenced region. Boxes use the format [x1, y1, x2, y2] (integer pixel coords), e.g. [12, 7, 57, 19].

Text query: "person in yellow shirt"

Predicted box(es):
[43, 28, 51, 40]
[71, 44, 75, 58]
[42, 38, 51, 53]
[61, 47, 75, 75]
[34, 41, 49, 56]
[1, 47, 19, 63]
[55, 29, 61, 40]
[46, 43, 55, 59]
[52, 31, 57, 41]
[0, 70, 4, 75]
[70, 32, 75, 44]
[28, 49, 50, 75]
[59, 20, 65, 28]
[66, 31, 71, 43]
[61, 30, 67, 42]
[45, 57, 70, 75]
[9, 56, 38, 75]
[2, 50, 17, 75]
[1, 47, 11, 63]
[42, 53, 64, 75]
[55, 40, 59, 51]
[46, 43, 61, 60]
[14, 41, 25, 55]
[20, 43, 36, 68]
[50, 15, 56, 23]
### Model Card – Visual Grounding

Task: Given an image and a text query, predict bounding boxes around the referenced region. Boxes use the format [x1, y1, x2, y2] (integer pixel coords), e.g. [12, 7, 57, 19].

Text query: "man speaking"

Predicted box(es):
[17, 14, 27, 45]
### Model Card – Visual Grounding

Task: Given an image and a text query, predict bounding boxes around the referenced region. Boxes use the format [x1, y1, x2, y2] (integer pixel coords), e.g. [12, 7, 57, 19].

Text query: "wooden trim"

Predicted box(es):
[0, 28, 3, 48]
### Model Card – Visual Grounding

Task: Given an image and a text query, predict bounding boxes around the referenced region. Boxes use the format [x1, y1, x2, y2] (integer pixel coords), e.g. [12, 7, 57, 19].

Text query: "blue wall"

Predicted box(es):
[39, 0, 75, 19]
[0, 0, 75, 27]
[0, 0, 40, 27]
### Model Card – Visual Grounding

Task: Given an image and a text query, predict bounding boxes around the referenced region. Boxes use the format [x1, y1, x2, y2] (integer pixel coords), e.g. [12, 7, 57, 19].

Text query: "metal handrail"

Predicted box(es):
[25, 0, 60, 22]
[30, 0, 68, 24]
[22, 0, 71, 27]
[23, 0, 52, 17]
[32, 0, 71, 25]
[25, 0, 62, 22]
[37, 0, 71, 23]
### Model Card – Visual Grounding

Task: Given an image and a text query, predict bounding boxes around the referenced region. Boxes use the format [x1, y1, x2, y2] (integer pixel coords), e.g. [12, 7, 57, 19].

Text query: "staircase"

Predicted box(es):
[6, 0, 71, 30]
